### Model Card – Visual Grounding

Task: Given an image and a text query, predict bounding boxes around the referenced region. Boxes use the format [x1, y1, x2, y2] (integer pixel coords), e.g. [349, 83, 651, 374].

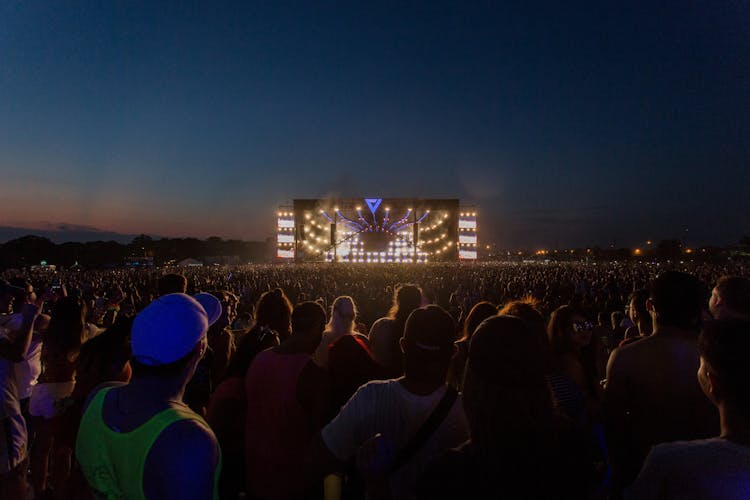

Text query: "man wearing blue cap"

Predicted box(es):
[76, 293, 222, 500]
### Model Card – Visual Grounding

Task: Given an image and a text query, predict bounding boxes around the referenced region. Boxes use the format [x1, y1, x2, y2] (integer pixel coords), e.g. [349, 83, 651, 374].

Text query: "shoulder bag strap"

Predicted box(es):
[387, 387, 458, 475]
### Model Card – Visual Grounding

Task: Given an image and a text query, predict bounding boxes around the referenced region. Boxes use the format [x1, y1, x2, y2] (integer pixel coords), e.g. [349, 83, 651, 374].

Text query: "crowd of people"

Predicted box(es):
[0, 260, 748, 499]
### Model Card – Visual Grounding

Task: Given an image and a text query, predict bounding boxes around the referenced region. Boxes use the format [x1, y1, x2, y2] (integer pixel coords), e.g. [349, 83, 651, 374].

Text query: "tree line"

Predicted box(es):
[0, 234, 269, 269]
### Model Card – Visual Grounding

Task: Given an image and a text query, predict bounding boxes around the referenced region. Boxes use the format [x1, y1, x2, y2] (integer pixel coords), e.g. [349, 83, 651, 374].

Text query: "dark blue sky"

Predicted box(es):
[1, 1, 748, 248]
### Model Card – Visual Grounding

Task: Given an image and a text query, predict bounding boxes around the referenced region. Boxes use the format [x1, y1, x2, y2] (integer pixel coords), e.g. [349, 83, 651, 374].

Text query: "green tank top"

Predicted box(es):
[75, 387, 221, 500]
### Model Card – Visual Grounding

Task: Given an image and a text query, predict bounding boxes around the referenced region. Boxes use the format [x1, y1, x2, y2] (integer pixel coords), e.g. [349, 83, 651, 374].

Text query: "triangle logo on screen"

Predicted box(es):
[364, 198, 382, 214]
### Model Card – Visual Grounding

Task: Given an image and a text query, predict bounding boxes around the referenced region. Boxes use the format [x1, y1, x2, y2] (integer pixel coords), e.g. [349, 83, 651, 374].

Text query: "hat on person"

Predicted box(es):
[0, 279, 24, 296]
[193, 292, 222, 326]
[131, 293, 209, 366]
[402, 305, 456, 354]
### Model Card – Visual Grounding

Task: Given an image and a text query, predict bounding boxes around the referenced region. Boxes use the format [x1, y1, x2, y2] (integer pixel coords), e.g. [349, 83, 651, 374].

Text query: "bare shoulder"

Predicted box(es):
[154, 416, 218, 454]
[82, 381, 128, 412]
[616, 334, 655, 358]
[145, 417, 220, 499]
[369, 317, 392, 336]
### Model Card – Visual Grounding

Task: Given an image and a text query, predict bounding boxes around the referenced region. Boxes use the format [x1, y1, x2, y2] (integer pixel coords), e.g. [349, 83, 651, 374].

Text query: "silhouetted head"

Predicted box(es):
[389, 284, 423, 321]
[328, 295, 357, 334]
[649, 271, 707, 330]
[498, 298, 550, 372]
[629, 288, 651, 328]
[698, 319, 750, 418]
[709, 276, 750, 320]
[548, 305, 592, 355]
[255, 288, 293, 340]
[157, 273, 188, 296]
[460, 301, 498, 342]
[47, 295, 87, 357]
[464, 315, 553, 444]
[401, 305, 456, 384]
[291, 301, 327, 353]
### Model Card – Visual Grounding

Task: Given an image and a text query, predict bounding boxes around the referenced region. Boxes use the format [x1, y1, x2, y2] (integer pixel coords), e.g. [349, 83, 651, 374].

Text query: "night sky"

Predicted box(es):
[1, 2, 748, 249]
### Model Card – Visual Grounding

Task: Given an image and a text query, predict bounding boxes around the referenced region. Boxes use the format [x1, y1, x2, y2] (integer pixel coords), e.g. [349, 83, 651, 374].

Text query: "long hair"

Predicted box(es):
[254, 288, 292, 340]
[388, 284, 422, 320]
[387, 283, 422, 337]
[460, 301, 498, 342]
[76, 316, 132, 391]
[547, 305, 579, 357]
[463, 316, 555, 453]
[45, 296, 86, 363]
[327, 296, 357, 334]
[547, 305, 600, 399]
[498, 297, 550, 372]
[225, 322, 279, 379]
[447, 301, 497, 391]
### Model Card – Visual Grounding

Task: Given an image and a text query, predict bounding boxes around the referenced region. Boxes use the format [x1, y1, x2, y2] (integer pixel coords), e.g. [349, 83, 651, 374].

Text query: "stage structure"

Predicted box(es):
[276, 198, 477, 263]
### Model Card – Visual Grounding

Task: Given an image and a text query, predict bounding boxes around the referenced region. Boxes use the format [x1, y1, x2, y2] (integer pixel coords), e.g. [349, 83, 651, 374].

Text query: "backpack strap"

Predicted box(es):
[387, 387, 458, 475]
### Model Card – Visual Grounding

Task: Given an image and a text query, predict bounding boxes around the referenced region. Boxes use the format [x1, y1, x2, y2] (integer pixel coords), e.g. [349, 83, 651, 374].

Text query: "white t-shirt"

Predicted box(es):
[626, 438, 750, 500]
[0, 314, 22, 419]
[1, 313, 43, 400]
[322, 379, 469, 500]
